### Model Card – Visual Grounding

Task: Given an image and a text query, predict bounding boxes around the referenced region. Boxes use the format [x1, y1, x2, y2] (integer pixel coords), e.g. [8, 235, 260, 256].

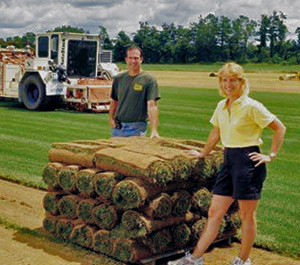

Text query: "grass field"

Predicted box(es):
[118, 62, 300, 73]
[0, 68, 300, 259]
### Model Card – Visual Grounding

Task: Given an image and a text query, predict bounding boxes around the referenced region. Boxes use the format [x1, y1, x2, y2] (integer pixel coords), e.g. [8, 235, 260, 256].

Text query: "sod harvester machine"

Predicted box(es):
[0, 32, 118, 112]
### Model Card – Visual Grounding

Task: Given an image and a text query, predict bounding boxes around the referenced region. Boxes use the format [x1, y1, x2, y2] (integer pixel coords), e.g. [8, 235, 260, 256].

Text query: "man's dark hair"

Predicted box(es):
[125, 45, 143, 58]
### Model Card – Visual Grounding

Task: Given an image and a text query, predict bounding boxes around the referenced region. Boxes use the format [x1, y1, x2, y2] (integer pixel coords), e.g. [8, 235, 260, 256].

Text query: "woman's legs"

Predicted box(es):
[237, 199, 259, 261]
[192, 195, 234, 259]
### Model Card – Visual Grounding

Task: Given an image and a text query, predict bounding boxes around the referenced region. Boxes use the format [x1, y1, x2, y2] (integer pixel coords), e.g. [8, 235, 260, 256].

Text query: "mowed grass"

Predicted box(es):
[118, 62, 300, 73]
[0, 102, 111, 188]
[0, 84, 300, 258]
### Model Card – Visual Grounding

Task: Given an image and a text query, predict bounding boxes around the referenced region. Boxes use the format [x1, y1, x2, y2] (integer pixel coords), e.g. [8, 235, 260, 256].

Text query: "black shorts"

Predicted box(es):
[213, 146, 267, 200]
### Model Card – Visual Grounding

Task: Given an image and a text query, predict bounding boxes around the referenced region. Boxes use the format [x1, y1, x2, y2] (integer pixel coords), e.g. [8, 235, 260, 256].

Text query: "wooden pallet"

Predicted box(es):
[139, 232, 235, 265]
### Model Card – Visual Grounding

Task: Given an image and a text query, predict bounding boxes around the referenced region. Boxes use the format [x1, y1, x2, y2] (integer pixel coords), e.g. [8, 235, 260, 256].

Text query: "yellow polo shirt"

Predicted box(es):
[210, 95, 276, 147]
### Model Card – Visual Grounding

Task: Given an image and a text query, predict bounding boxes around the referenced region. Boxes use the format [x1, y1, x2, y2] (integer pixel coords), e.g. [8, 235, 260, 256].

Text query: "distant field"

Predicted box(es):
[0, 67, 300, 258]
[150, 71, 300, 94]
[117, 62, 300, 73]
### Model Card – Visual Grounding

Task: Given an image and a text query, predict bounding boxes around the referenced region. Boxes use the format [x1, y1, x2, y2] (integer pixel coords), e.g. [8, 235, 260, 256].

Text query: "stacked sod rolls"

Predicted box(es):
[42, 137, 240, 263]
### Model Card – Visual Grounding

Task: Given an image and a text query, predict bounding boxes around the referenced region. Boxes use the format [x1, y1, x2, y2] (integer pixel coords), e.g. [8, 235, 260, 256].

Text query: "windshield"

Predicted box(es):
[38, 36, 49, 58]
[67, 40, 97, 78]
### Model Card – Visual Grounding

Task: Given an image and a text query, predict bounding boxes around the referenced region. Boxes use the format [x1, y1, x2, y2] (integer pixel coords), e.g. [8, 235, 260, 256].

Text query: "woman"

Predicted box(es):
[169, 62, 286, 265]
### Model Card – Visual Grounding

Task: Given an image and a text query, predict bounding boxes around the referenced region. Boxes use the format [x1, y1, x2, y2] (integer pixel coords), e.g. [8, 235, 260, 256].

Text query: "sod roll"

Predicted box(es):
[77, 199, 100, 225]
[92, 203, 121, 230]
[223, 212, 242, 234]
[58, 165, 81, 193]
[112, 177, 193, 210]
[48, 142, 108, 168]
[121, 210, 195, 236]
[43, 214, 60, 234]
[42, 162, 64, 189]
[120, 144, 193, 181]
[192, 217, 207, 241]
[143, 228, 172, 254]
[56, 218, 84, 239]
[113, 238, 151, 263]
[70, 224, 97, 249]
[43, 192, 66, 215]
[94, 148, 176, 185]
[143, 193, 172, 219]
[76, 168, 100, 198]
[58, 195, 82, 219]
[172, 223, 191, 247]
[112, 177, 153, 210]
[171, 190, 192, 216]
[94, 171, 124, 202]
[92, 229, 114, 254]
[193, 150, 224, 183]
[192, 187, 212, 216]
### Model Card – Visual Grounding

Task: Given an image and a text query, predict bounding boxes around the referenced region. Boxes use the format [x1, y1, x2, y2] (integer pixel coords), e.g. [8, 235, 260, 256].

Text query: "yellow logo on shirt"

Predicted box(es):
[133, 83, 143, 91]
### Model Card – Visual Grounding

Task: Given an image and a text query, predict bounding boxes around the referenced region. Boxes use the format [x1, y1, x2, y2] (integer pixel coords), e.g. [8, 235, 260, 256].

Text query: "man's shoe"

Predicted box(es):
[168, 252, 204, 265]
[230, 257, 251, 265]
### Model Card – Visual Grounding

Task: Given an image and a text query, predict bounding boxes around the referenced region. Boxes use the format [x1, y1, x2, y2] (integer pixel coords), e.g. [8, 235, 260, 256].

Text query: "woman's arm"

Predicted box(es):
[186, 126, 220, 158]
[249, 118, 286, 167]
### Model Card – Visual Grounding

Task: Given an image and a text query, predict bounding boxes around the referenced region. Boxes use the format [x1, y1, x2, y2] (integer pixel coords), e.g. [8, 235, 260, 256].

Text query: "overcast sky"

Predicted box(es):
[0, 0, 299, 40]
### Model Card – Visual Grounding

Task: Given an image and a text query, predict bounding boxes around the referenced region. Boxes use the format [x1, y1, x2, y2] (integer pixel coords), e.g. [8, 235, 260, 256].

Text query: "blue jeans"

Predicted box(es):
[111, 121, 147, 137]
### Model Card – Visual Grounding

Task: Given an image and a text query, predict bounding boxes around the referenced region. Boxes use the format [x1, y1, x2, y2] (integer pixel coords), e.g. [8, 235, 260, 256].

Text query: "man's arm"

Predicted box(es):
[109, 99, 118, 128]
[147, 99, 159, 138]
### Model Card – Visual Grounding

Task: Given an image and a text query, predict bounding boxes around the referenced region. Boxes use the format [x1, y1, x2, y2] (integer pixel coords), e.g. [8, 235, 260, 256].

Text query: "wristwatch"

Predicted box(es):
[269, 152, 277, 159]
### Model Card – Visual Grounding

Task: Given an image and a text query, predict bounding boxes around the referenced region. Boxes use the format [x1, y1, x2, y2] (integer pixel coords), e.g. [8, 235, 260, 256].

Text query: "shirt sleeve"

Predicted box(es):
[111, 77, 118, 101]
[210, 103, 221, 127]
[146, 75, 160, 102]
[251, 102, 276, 128]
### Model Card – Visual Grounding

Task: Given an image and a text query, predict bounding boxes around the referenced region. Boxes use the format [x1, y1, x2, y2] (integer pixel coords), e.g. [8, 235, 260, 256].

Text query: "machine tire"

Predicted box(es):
[21, 75, 51, 110]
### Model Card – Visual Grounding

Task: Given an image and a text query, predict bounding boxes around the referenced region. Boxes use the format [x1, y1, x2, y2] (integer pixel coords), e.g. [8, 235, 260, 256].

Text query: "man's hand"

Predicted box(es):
[109, 118, 116, 128]
[150, 130, 159, 139]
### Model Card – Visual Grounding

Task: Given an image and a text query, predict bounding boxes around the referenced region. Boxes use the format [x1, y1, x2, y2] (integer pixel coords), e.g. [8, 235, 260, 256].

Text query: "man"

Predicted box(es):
[109, 46, 160, 138]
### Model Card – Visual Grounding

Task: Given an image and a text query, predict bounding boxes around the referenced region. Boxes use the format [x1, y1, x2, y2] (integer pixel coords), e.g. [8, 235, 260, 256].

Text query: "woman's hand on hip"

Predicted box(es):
[249, 152, 271, 167]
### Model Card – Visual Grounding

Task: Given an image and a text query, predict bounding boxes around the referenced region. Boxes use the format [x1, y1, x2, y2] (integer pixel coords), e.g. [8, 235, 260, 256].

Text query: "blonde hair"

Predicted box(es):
[217, 62, 249, 97]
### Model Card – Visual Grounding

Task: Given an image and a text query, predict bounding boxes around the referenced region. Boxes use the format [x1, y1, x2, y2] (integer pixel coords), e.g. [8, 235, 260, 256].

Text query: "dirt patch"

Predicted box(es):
[0, 179, 299, 265]
[150, 71, 300, 94]
[0, 179, 122, 265]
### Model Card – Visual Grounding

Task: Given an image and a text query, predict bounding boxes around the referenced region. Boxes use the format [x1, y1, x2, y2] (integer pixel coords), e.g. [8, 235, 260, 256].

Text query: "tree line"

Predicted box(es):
[1, 11, 300, 64]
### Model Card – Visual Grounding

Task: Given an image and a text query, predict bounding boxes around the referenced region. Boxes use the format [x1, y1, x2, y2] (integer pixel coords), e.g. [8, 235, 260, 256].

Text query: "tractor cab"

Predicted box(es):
[35, 32, 100, 79]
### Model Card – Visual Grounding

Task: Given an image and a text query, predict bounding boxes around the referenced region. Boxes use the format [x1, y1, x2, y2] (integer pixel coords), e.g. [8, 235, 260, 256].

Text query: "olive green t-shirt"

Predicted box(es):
[111, 71, 160, 122]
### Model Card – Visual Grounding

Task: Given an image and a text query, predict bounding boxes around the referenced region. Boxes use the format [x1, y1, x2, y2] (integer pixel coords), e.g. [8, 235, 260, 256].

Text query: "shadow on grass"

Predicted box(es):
[12, 227, 123, 265]
[0, 100, 102, 115]
[0, 100, 27, 111]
